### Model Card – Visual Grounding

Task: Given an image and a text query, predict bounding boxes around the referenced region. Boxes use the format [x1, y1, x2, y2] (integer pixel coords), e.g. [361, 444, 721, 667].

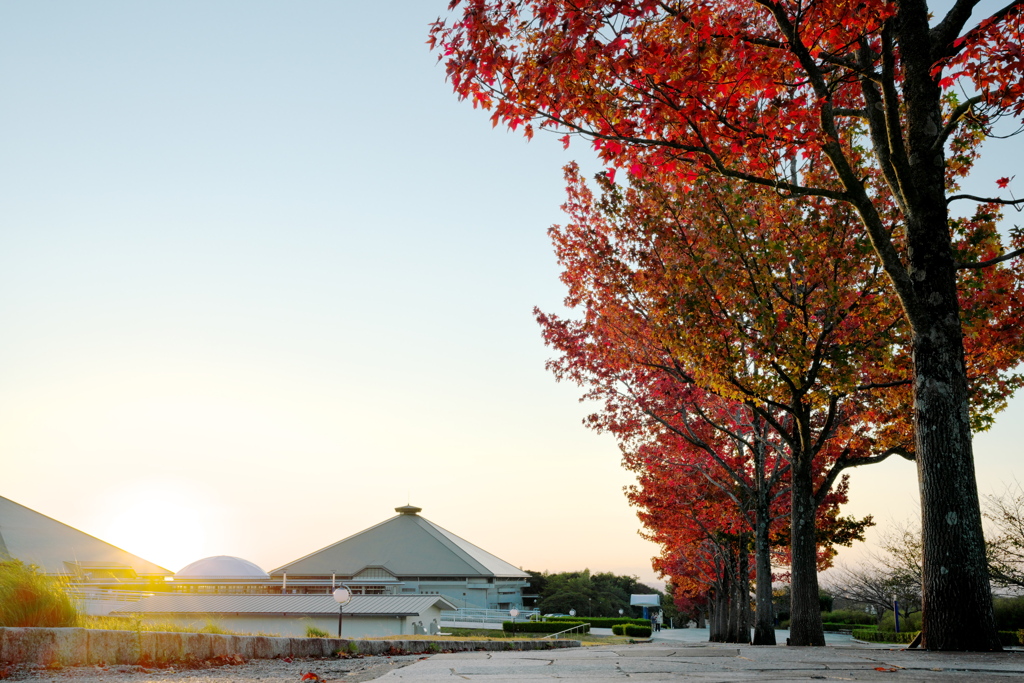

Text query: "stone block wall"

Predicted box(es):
[0, 628, 578, 667]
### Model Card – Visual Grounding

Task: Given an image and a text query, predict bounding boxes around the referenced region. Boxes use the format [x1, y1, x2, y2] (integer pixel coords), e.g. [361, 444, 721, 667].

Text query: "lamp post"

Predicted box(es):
[510, 608, 520, 638]
[333, 587, 352, 638]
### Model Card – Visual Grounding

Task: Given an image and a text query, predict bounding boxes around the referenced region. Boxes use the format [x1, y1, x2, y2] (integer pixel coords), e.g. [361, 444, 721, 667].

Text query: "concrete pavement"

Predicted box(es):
[369, 629, 1024, 681]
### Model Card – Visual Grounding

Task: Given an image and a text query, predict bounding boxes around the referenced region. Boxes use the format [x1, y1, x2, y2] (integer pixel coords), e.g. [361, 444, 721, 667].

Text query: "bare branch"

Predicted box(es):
[957, 246, 1024, 270]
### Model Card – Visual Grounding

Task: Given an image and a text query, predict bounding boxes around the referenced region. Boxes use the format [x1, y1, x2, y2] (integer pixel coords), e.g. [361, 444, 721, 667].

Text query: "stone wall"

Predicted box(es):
[0, 628, 579, 667]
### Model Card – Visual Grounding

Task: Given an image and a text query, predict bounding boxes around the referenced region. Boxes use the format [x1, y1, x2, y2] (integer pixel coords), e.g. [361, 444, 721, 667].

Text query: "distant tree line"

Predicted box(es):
[525, 569, 675, 620]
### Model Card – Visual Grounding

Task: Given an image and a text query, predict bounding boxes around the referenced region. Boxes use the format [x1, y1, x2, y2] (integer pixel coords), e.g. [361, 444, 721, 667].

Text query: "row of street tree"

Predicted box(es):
[431, 0, 1024, 650]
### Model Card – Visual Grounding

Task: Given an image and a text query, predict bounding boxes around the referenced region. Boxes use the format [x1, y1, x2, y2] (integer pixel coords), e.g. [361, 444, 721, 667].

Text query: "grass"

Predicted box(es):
[82, 615, 279, 637]
[0, 560, 80, 627]
[304, 622, 332, 638]
[364, 627, 631, 646]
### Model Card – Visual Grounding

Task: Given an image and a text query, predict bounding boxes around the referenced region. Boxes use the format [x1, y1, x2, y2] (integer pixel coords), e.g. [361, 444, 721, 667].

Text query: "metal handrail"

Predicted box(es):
[440, 608, 539, 624]
[541, 623, 589, 640]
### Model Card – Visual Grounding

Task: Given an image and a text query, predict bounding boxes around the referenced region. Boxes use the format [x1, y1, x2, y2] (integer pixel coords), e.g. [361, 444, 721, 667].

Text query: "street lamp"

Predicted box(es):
[333, 587, 352, 638]
[510, 608, 520, 638]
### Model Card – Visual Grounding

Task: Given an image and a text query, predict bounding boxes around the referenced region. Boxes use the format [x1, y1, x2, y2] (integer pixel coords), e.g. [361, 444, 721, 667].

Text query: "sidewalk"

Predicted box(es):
[369, 630, 1024, 681]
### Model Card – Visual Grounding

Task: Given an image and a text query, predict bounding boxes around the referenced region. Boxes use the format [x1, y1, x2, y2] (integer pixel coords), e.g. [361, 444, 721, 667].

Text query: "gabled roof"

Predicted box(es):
[112, 593, 455, 617]
[0, 495, 171, 577]
[270, 506, 528, 579]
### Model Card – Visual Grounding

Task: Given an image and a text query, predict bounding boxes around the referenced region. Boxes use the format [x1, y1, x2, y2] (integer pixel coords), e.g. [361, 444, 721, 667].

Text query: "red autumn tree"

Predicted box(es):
[628, 453, 763, 643]
[623, 406, 869, 643]
[538, 167, 910, 644]
[626, 380, 792, 644]
[432, 0, 1024, 649]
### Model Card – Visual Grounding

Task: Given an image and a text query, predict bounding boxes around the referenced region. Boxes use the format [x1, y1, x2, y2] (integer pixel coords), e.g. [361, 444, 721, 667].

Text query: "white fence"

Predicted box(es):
[65, 588, 155, 616]
[440, 608, 540, 629]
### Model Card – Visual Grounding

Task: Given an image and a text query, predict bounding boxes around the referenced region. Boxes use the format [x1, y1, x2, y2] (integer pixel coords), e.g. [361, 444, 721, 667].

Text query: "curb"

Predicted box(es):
[0, 628, 580, 668]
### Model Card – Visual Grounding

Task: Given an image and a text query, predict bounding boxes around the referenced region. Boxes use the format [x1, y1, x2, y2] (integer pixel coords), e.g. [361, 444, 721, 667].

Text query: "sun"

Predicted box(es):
[93, 484, 211, 573]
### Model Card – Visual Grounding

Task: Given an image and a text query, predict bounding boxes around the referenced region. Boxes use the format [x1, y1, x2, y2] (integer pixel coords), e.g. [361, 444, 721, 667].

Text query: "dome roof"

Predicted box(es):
[175, 555, 269, 579]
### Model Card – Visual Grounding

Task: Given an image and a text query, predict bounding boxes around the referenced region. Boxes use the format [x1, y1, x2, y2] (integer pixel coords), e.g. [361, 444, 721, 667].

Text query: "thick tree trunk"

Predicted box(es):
[894, 0, 1000, 651]
[697, 609, 706, 629]
[752, 500, 776, 644]
[788, 456, 825, 646]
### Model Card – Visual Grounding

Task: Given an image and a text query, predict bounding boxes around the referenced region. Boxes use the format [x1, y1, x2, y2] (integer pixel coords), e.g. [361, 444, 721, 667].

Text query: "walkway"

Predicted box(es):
[370, 629, 1024, 681]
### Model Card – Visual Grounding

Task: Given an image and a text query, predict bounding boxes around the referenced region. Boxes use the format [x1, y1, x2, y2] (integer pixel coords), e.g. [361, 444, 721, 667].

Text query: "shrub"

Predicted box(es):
[994, 597, 1024, 631]
[0, 560, 79, 627]
[820, 610, 876, 626]
[852, 629, 919, 644]
[878, 610, 922, 633]
[855, 630, 1021, 646]
[822, 622, 877, 632]
[502, 621, 589, 634]
[544, 617, 650, 628]
[612, 623, 653, 638]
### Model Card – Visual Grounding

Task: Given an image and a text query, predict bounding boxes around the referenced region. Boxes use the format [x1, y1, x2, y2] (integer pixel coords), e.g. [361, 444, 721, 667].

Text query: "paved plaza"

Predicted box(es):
[370, 628, 1024, 681]
[7, 628, 1024, 682]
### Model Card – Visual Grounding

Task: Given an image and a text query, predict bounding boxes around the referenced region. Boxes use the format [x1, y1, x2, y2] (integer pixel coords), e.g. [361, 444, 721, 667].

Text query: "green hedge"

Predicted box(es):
[502, 621, 590, 634]
[544, 617, 650, 628]
[823, 622, 876, 632]
[854, 629, 1021, 646]
[820, 609, 877, 626]
[612, 623, 653, 638]
[852, 630, 919, 644]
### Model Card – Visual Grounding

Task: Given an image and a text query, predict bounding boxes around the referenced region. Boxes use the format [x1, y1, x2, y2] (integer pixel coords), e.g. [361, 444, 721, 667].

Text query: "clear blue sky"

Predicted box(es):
[1, 1, 1020, 584]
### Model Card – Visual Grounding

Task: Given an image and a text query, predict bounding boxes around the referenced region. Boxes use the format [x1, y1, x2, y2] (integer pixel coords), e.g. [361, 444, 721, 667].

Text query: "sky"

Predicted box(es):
[0, 1, 1020, 589]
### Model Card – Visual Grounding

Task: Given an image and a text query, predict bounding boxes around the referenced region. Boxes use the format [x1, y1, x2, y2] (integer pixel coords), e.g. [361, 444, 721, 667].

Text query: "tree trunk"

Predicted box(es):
[738, 538, 752, 644]
[725, 549, 743, 642]
[697, 609, 706, 629]
[752, 440, 777, 645]
[709, 585, 726, 641]
[752, 507, 776, 644]
[894, 0, 1000, 651]
[788, 455, 825, 646]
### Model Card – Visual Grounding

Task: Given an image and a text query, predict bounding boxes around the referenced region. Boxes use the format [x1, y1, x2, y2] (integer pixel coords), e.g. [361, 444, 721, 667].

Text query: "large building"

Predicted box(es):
[0, 495, 171, 588]
[269, 505, 530, 610]
[0, 496, 531, 633]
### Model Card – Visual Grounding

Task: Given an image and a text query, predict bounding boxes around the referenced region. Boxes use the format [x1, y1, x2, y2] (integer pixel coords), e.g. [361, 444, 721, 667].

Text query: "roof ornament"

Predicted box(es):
[395, 504, 422, 515]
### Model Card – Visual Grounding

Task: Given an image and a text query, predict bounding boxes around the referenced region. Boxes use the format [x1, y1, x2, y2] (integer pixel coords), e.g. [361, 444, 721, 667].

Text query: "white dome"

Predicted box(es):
[175, 555, 269, 579]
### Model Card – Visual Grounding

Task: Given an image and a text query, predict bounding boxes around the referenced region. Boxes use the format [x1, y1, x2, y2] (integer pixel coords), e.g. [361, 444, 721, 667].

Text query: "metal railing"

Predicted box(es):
[541, 623, 590, 639]
[440, 608, 539, 625]
[65, 588, 157, 616]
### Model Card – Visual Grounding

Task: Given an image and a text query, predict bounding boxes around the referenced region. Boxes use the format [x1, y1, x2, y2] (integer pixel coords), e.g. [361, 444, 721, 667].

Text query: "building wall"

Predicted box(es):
[398, 579, 528, 610]
[139, 615, 409, 639]
[136, 604, 446, 639]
